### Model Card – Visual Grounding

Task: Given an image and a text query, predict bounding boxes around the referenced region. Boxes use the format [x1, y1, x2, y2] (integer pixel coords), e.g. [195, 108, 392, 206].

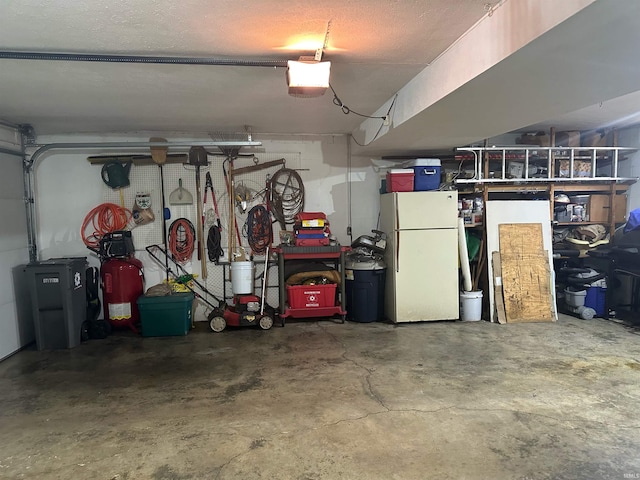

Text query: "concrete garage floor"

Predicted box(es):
[1, 315, 640, 480]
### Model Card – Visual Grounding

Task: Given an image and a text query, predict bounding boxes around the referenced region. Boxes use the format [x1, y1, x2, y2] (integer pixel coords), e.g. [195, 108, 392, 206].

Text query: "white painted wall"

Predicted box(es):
[12, 127, 640, 331]
[0, 130, 32, 359]
[32, 132, 383, 321]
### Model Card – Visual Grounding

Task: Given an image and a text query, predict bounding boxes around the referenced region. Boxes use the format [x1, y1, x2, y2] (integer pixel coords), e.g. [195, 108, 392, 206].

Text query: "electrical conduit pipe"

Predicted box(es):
[458, 217, 472, 292]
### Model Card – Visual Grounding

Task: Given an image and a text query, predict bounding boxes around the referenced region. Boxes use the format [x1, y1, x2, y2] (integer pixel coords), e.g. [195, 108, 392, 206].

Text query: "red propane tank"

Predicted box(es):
[101, 257, 144, 332]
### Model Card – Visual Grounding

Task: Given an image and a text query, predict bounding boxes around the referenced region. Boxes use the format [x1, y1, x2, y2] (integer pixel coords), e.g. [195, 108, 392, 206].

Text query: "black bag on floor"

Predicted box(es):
[84, 267, 111, 340]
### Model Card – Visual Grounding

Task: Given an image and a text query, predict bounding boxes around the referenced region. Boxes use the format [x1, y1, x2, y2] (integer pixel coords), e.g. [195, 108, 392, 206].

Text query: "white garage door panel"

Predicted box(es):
[0, 302, 21, 361]
[0, 151, 32, 360]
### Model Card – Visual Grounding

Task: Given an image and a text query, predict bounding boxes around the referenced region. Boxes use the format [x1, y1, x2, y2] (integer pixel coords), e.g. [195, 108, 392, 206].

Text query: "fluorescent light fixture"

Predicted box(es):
[287, 60, 331, 98]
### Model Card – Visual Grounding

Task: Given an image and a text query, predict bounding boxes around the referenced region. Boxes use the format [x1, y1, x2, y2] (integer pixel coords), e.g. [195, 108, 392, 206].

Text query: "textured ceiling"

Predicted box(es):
[1, 0, 640, 156]
[0, 0, 492, 140]
[0, 0, 487, 63]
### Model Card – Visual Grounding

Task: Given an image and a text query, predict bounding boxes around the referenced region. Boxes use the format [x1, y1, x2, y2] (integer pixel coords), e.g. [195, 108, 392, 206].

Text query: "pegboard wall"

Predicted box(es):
[101, 152, 301, 316]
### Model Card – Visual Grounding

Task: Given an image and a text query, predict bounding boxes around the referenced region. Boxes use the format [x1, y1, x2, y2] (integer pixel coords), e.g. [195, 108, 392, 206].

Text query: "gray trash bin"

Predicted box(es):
[345, 255, 386, 322]
[25, 257, 87, 350]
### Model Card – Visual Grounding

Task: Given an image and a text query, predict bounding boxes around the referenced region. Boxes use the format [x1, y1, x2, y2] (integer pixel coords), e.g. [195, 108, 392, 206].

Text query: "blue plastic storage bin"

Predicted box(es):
[585, 286, 606, 317]
[404, 158, 441, 191]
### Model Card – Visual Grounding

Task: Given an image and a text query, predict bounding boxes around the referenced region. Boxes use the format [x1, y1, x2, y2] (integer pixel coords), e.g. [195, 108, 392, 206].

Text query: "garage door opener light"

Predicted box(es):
[287, 57, 331, 98]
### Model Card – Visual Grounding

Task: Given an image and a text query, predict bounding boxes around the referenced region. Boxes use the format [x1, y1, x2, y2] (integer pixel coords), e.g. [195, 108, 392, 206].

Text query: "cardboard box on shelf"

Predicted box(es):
[557, 159, 592, 178]
[516, 132, 550, 147]
[581, 131, 608, 147]
[555, 131, 580, 147]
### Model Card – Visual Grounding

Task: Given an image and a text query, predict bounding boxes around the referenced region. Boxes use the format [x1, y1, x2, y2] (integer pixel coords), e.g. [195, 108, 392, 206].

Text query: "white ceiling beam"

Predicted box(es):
[354, 0, 597, 153]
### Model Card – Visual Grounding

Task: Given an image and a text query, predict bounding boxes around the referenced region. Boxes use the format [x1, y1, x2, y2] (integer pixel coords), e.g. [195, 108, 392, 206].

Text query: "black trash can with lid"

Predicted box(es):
[345, 254, 386, 322]
[25, 257, 87, 350]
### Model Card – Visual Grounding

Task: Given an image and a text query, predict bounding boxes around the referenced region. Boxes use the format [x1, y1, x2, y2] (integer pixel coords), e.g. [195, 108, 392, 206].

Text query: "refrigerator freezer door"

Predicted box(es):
[392, 191, 458, 230]
[384, 228, 459, 322]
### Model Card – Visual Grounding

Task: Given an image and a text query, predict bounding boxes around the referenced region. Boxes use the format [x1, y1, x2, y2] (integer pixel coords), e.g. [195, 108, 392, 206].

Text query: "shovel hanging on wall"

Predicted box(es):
[188, 146, 209, 278]
[150, 137, 169, 281]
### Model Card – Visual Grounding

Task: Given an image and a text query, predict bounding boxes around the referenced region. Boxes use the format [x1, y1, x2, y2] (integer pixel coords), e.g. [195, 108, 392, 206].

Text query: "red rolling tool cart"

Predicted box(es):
[275, 245, 350, 326]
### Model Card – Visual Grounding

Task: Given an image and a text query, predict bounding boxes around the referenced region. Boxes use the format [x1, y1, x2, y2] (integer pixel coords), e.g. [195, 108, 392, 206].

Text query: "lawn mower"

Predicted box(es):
[208, 249, 275, 332]
[208, 294, 275, 332]
[145, 244, 274, 332]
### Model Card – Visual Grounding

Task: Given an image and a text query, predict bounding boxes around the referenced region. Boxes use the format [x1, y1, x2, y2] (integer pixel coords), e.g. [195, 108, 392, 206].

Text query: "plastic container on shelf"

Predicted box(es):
[287, 284, 337, 309]
[403, 158, 441, 191]
[386, 169, 415, 192]
[569, 195, 590, 205]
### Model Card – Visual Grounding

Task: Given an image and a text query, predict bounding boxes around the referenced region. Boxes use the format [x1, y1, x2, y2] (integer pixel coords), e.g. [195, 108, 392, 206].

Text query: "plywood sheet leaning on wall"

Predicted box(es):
[499, 223, 555, 323]
[485, 201, 557, 323]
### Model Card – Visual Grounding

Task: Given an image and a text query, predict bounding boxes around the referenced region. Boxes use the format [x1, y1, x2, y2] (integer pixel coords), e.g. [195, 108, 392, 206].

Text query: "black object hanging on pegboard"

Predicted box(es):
[244, 204, 272, 255]
[269, 168, 305, 230]
[204, 171, 224, 263]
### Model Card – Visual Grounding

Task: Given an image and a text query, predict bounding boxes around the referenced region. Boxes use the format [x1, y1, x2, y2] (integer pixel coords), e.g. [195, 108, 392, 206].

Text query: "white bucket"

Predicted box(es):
[564, 287, 586, 308]
[231, 261, 254, 294]
[460, 290, 483, 321]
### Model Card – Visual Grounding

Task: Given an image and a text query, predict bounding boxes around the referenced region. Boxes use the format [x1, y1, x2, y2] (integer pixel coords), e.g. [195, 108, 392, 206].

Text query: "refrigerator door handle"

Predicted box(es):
[396, 230, 400, 273]
[395, 196, 400, 273]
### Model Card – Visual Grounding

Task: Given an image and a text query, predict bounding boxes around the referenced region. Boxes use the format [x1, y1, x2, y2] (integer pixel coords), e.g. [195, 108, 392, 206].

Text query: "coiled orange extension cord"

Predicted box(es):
[168, 218, 195, 264]
[81, 203, 132, 248]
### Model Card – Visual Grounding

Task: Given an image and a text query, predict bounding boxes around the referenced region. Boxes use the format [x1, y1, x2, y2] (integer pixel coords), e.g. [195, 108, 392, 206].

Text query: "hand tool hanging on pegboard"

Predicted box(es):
[101, 160, 132, 208]
[268, 167, 305, 230]
[223, 159, 243, 262]
[204, 171, 223, 264]
[188, 146, 209, 278]
[150, 137, 169, 280]
[244, 204, 272, 256]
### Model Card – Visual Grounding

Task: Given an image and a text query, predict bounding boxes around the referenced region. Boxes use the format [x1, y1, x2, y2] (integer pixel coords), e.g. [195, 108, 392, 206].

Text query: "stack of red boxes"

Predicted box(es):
[294, 212, 331, 246]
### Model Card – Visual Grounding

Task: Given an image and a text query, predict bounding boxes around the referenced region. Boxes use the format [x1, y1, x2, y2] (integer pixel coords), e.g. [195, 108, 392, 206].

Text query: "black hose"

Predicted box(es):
[269, 168, 304, 228]
[207, 225, 223, 263]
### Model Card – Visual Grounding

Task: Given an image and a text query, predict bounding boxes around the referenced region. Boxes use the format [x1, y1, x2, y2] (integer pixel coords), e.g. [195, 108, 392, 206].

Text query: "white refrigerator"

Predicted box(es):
[379, 191, 459, 323]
